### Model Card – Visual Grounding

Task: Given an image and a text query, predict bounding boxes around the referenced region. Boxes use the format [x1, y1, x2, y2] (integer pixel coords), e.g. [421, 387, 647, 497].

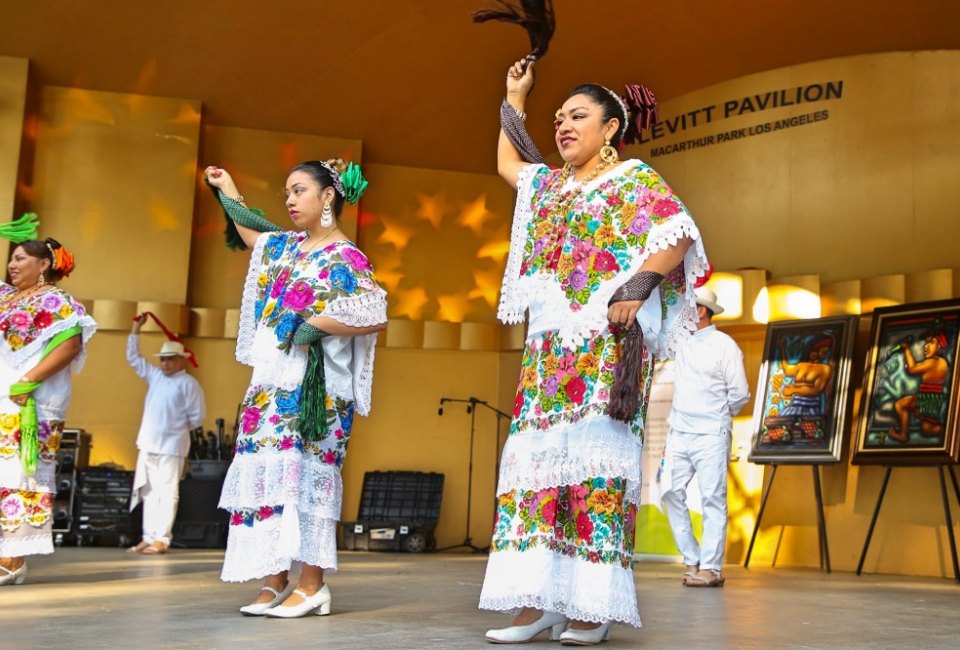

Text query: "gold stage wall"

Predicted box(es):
[5, 50, 960, 576]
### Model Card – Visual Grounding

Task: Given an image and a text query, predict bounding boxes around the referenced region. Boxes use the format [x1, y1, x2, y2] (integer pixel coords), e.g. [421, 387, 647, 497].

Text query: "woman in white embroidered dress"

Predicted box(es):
[0, 237, 96, 585]
[479, 61, 709, 644]
[205, 160, 387, 618]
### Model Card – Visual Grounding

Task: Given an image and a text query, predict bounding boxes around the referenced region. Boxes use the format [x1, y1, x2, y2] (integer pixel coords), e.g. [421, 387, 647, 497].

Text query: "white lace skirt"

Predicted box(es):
[479, 415, 643, 627]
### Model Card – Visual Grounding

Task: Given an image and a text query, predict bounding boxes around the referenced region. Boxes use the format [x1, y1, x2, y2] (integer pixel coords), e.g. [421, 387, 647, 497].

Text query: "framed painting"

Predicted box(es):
[749, 315, 858, 464]
[853, 299, 960, 465]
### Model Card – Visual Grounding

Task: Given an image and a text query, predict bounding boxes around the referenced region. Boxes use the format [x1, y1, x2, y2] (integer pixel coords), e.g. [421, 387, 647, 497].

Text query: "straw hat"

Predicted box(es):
[154, 341, 190, 358]
[694, 286, 724, 315]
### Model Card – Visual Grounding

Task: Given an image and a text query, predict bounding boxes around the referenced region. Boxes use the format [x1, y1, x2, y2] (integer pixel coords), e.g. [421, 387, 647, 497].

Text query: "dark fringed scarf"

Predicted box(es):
[473, 0, 556, 60]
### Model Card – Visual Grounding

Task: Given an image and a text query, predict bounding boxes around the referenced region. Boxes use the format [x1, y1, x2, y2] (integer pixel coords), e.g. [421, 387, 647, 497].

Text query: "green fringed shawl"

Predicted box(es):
[206, 183, 282, 250]
[299, 340, 329, 442]
[9, 325, 82, 475]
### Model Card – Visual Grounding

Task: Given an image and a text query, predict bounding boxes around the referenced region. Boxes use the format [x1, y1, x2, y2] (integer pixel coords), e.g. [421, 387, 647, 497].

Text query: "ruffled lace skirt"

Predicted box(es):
[218, 380, 355, 583]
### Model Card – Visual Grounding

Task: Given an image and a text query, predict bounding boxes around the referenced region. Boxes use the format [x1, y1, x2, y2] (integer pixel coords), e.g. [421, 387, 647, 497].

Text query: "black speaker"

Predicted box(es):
[172, 477, 229, 548]
[52, 428, 92, 536]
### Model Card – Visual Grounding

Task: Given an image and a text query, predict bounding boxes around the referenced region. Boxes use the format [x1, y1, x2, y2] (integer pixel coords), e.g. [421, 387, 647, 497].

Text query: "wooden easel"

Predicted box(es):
[856, 465, 960, 582]
[744, 464, 832, 572]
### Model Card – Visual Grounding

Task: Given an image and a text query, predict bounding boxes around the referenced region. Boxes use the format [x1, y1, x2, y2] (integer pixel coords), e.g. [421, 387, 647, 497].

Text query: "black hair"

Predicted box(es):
[568, 84, 628, 147]
[289, 159, 346, 217]
[17, 237, 67, 282]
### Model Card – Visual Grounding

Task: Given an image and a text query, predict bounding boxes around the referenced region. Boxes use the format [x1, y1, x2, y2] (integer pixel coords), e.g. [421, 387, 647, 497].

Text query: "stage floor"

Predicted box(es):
[2, 547, 959, 649]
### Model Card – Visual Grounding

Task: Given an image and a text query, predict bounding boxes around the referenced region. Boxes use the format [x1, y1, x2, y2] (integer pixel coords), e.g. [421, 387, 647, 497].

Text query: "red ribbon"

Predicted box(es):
[135, 311, 198, 367]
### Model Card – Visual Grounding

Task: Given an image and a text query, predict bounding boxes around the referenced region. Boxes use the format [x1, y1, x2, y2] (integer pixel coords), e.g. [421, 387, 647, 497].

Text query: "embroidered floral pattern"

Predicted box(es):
[0, 488, 54, 532]
[491, 477, 637, 569]
[519, 164, 691, 312]
[512, 330, 653, 438]
[0, 286, 86, 355]
[0, 414, 63, 462]
[230, 504, 285, 527]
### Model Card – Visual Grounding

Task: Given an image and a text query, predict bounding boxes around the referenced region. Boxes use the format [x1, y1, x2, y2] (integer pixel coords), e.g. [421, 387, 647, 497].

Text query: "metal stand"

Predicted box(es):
[857, 466, 960, 582]
[436, 396, 506, 553]
[744, 464, 831, 572]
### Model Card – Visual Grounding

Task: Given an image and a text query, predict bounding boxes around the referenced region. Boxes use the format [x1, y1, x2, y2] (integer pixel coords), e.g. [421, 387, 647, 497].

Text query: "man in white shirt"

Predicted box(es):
[126, 315, 206, 554]
[661, 287, 750, 587]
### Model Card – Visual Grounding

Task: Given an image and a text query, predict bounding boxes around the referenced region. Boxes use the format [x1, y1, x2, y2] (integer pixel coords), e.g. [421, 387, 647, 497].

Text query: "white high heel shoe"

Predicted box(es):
[485, 610, 568, 644]
[0, 562, 27, 586]
[263, 584, 332, 618]
[559, 621, 612, 646]
[239, 582, 296, 616]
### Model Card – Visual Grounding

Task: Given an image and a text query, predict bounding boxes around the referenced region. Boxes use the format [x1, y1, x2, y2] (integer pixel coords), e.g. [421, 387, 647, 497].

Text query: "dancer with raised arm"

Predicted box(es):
[205, 160, 387, 618]
[478, 57, 709, 645]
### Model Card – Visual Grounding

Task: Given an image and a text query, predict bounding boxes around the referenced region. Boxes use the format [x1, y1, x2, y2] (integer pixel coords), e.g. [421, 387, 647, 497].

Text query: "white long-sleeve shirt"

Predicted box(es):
[668, 324, 750, 435]
[127, 334, 206, 457]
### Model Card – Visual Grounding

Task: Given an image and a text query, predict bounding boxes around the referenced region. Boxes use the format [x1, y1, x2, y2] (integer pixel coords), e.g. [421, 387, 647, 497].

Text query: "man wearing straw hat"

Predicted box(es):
[660, 286, 749, 588]
[126, 314, 206, 554]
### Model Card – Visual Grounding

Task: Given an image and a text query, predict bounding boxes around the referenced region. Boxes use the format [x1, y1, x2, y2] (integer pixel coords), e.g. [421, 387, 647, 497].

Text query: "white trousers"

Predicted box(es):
[136, 452, 183, 546]
[660, 429, 730, 572]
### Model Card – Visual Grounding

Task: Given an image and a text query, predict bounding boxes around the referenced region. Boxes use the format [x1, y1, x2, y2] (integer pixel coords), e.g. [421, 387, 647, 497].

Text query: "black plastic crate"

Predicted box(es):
[357, 471, 444, 524]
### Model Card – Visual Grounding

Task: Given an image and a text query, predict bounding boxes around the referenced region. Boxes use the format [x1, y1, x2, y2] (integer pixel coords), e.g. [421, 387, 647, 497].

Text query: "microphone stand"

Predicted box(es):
[436, 396, 510, 553]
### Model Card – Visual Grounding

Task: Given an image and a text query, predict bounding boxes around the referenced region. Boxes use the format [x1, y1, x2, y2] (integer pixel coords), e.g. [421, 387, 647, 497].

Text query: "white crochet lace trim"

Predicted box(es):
[0, 530, 54, 557]
[221, 514, 339, 582]
[496, 160, 710, 356]
[497, 163, 544, 325]
[497, 416, 642, 499]
[320, 290, 388, 328]
[218, 452, 343, 520]
[350, 334, 376, 417]
[236, 232, 270, 367]
[479, 546, 642, 628]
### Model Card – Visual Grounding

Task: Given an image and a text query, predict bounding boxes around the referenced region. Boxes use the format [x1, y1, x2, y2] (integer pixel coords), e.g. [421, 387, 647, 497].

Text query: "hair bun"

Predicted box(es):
[326, 158, 347, 174]
[44, 237, 63, 250]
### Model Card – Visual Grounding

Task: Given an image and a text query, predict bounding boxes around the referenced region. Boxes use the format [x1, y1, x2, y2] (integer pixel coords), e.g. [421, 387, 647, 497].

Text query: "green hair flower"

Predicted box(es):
[340, 162, 368, 204]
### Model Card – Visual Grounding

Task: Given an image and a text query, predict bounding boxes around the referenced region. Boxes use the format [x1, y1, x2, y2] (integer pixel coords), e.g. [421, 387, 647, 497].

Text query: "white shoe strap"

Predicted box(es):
[259, 586, 281, 597]
[292, 589, 309, 599]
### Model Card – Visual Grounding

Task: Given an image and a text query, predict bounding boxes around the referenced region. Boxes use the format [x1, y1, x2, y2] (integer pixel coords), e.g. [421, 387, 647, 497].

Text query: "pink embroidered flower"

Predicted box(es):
[241, 407, 261, 433]
[9, 311, 30, 331]
[342, 248, 371, 271]
[591, 250, 619, 273]
[40, 493, 54, 508]
[317, 268, 330, 280]
[652, 198, 680, 217]
[541, 498, 557, 526]
[323, 451, 337, 465]
[231, 512, 244, 526]
[569, 484, 589, 513]
[279, 437, 295, 450]
[565, 376, 586, 404]
[558, 355, 577, 377]
[42, 295, 62, 310]
[282, 281, 315, 310]
[269, 414, 281, 424]
[258, 506, 274, 519]
[1, 495, 23, 517]
[335, 429, 343, 438]
[271, 269, 291, 298]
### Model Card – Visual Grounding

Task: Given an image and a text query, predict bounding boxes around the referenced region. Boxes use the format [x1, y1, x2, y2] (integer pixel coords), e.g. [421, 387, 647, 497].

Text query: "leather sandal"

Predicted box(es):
[141, 541, 169, 555]
[127, 541, 150, 554]
[681, 564, 699, 585]
[685, 569, 725, 588]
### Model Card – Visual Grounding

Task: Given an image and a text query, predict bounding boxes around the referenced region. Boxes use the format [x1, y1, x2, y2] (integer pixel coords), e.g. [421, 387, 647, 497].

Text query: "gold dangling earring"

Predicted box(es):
[600, 139, 619, 165]
[37, 273, 46, 287]
[320, 201, 334, 228]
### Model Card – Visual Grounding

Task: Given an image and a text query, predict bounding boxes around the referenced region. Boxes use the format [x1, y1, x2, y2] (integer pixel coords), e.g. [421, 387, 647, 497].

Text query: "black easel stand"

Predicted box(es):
[856, 465, 960, 582]
[436, 396, 509, 554]
[744, 464, 831, 572]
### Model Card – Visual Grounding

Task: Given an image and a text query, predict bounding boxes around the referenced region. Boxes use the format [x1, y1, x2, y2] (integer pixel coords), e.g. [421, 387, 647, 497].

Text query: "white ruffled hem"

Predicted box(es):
[221, 514, 339, 582]
[218, 452, 343, 521]
[497, 415, 642, 499]
[0, 531, 53, 557]
[479, 547, 642, 628]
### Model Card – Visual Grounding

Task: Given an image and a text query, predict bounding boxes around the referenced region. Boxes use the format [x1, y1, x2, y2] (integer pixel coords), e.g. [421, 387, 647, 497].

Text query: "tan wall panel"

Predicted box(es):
[626, 52, 960, 284]
[360, 163, 514, 323]
[31, 86, 201, 303]
[191, 125, 362, 309]
[0, 56, 28, 219]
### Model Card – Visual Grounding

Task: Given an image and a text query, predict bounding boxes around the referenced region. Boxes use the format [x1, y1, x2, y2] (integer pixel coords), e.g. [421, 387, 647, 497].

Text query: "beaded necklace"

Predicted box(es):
[0, 282, 51, 311]
[538, 161, 610, 271]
